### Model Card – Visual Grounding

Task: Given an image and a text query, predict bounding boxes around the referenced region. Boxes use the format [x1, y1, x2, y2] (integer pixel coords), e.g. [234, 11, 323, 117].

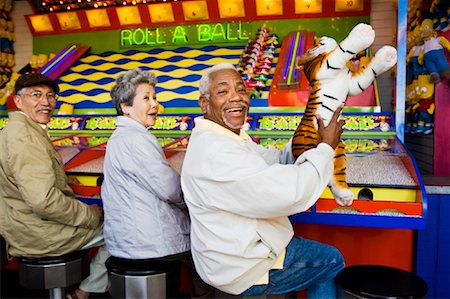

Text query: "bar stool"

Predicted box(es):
[105, 256, 182, 299]
[16, 250, 90, 299]
[214, 289, 296, 298]
[336, 265, 428, 298]
[1, 236, 8, 267]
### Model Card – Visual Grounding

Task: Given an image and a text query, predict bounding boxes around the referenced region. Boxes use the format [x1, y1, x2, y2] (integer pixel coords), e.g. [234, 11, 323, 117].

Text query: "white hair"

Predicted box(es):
[198, 62, 237, 99]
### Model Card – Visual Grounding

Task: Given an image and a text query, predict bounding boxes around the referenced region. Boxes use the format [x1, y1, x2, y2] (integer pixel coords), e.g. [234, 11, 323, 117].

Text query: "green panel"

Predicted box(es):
[33, 16, 369, 54]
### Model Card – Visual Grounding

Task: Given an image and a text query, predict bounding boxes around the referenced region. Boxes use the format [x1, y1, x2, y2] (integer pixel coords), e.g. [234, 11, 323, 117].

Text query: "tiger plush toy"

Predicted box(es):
[292, 23, 397, 206]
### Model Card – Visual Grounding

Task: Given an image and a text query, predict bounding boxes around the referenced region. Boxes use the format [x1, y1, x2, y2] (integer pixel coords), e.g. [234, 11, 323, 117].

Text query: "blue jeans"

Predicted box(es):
[241, 237, 344, 299]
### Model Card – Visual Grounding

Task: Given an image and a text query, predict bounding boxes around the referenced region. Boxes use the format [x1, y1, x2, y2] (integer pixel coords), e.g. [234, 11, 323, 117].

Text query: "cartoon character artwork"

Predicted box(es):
[407, 26, 427, 84]
[415, 74, 435, 134]
[405, 79, 420, 134]
[419, 18, 450, 83]
[292, 23, 397, 206]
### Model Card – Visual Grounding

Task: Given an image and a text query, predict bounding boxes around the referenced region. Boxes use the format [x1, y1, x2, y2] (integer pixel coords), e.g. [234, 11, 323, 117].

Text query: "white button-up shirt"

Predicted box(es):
[181, 117, 334, 294]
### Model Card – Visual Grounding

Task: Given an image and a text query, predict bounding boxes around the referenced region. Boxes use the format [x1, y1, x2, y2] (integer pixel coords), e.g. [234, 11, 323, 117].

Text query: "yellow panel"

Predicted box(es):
[217, 0, 245, 18]
[320, 187, 417, 202]
[148, 3, 175, 23]
[295, 0, 322, 14]
[335, 0, 363, 12]
[256, 0, 283, 16]
[56, 12, 82, 30]
[182, 0, 209, 21]
[86, 9, 111, 27]
[116, 6, 142, 25]
[71, 175, 100, 187]
[29, 15, 54, 32]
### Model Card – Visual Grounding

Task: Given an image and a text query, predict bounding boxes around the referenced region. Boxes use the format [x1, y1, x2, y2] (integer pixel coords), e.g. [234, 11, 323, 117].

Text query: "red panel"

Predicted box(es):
[245, 0, 257, 20]
[172, 1, 186, 24]
[25, 0, 371, 36]
[205, 0, 220, 20]
[434, 81, 450, 176]
[433, 29, 450, 175]
[70, 185, 101, 197]
[77, 10, 90, 29]
[268, 31, 315, 107]
[345, 85, 376, 106]
[294, 224, 414, 271]
[315, 198, 423, 216]
[64, 146, 106, 171]
[49, 13, 62, 32]
[106, 7, 121, 30]
[138, 4, 151, 26]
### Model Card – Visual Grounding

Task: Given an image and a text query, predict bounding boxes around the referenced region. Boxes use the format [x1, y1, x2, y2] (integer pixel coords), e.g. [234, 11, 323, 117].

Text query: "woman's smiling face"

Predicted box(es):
[123, 83, 158, 128]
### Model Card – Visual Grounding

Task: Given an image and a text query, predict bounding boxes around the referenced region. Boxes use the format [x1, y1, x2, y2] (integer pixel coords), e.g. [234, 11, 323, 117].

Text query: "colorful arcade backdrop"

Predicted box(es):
[1, 0, 426, 271]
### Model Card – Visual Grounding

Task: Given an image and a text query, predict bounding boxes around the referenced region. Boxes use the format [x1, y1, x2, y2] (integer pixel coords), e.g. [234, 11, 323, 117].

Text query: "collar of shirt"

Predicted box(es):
[193, 117, 251, 142]
[16, 111, 48, 131]
[116, 115, 148, 132]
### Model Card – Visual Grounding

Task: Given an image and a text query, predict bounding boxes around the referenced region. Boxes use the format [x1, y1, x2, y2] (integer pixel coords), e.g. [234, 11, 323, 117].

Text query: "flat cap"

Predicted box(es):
[14, 73, 59, 94]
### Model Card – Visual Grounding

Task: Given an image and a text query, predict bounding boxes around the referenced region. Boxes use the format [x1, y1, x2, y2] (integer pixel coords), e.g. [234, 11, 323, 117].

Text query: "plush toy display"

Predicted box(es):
[0, 71, 19, 106]
[292, 23, 397, 206]
[405, 79, 419, 134]
[415, 74, 435, 134]
[430, 0, 450, 31]
[407, 26, 427, 83]
[419, 18, 450, 82]
[37, 53, 49, 68]
[0, 3, 15, 94]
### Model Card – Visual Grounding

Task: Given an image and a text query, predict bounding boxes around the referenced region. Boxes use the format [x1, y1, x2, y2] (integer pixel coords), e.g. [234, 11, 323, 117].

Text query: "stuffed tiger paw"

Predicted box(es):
[346, 23, 375, 52]
[330, 182, 354, 206]
[292, 23, 397, 207]
[371, 45, 398, 74]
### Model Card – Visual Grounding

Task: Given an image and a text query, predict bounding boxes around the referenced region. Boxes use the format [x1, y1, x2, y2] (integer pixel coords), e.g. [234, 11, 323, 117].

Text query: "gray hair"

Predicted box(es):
[110, 67, 157, 116]
[198, 62, 237, 100]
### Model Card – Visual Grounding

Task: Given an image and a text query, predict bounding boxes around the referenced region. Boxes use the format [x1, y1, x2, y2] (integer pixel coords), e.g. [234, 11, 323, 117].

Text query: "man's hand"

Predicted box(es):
[317, 105, 345, 149]
[89, 204, 104, 221]
[67, 176, 82, 186]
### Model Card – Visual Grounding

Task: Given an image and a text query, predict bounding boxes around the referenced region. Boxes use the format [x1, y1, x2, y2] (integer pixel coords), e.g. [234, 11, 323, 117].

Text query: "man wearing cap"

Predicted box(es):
[0, 73, 109, 299]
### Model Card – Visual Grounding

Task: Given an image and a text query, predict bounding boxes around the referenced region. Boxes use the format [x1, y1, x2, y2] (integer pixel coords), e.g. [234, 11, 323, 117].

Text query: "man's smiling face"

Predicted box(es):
[200, 68, 250, 135]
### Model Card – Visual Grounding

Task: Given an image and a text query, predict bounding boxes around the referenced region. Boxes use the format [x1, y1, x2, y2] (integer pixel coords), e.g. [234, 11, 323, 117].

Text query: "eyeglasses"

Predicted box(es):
[19, 91, 58, 102]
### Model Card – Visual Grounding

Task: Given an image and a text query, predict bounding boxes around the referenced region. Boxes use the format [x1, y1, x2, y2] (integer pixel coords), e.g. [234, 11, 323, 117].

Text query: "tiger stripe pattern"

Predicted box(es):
[292, 23, 397, 206]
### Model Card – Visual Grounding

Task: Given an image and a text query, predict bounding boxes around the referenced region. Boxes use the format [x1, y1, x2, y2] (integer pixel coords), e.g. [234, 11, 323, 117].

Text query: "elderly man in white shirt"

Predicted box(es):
[102, 68, 213, 298]
[181, 62, 346, 298]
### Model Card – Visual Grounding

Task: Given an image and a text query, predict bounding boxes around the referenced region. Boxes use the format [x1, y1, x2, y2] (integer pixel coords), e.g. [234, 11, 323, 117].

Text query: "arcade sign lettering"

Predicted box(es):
[121, 22, 248, 47]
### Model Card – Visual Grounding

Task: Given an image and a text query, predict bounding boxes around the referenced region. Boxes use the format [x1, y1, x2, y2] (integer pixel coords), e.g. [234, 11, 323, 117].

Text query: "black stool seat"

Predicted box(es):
[17, 249, 89, 265]
[17, 250, 90, 290]
[105, 256, 173, 276]
[214, 288, 296, 299]
[336, 265, 428, 298]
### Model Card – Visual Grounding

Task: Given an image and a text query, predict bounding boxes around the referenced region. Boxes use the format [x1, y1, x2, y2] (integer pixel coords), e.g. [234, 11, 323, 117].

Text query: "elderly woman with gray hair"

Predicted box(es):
[101, 68, 208, 297]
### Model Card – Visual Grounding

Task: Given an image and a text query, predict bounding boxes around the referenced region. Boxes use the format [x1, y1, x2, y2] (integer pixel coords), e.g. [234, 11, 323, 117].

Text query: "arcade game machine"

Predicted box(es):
[4, 0, 424, 274]
[246, 1, 425, 271]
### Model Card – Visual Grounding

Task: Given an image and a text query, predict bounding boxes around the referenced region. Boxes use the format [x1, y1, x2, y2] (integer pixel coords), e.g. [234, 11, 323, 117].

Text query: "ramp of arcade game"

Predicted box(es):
[268, 31, 314, 106]
[289, 135, 427, 229]
[53, 133, 108, 203]
[5, 44, 90, 111]
[40, 44, 91, 80]
[268, 32, 379, 111]
[53, 132, 189, 204]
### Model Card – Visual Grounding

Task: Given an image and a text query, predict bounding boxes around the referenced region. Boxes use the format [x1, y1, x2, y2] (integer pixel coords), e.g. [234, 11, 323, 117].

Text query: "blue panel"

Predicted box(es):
[416, 194, 440, 298]
[289, 212, 425, 229]
[77, 197, 103, 207]
[436, 195, 450, 298]
[396, 0, 408, 141]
